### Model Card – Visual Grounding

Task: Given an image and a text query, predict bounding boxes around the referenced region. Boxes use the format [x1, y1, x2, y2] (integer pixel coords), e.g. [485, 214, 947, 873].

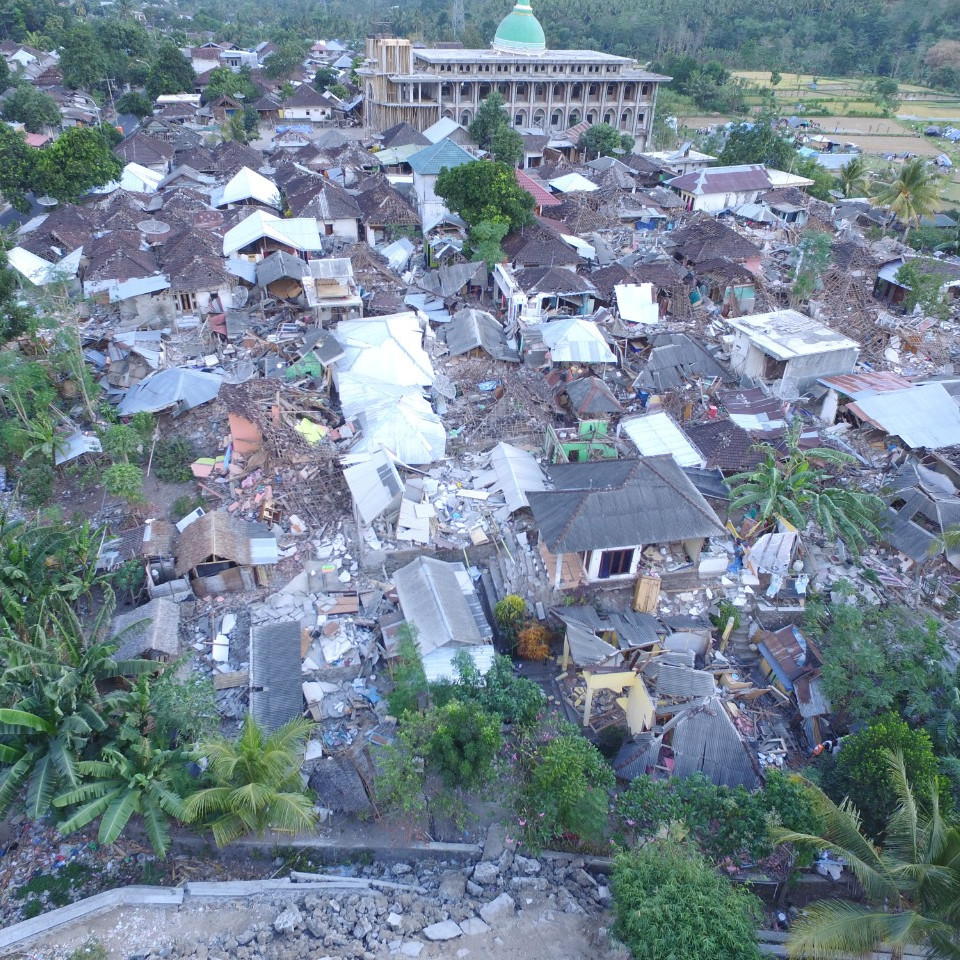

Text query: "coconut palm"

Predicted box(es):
[873, 157, 943, 242]
[53, 738, 188, 858]
[774, 751, 960, 960]
[184, 715, 317, 847]
[837, 155, 869, 198]
[727, 425, 885, 554]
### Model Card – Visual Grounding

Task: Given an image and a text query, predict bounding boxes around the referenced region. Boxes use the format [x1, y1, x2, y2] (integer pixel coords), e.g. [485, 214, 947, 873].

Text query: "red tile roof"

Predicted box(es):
[515, 168, 561, 208]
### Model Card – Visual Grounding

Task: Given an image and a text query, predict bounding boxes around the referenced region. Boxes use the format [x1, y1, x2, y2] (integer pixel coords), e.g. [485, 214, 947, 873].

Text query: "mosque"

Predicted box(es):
[361, 1, 667, 147]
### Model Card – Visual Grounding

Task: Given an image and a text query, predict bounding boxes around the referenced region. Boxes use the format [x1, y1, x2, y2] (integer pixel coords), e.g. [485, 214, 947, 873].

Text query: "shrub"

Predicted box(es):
[819, 712, 941, 841]
[152, 436, 196, 483]
[517, 624, 551, 661]
[102, 424, 142, 463]
[18, 464, 53, 507]
[433, 652, 545, 726]
[129, 412, 156, 443]
[103, 463, 145, 506]
[612, 841, 763, 960]
[595, 724, 627, 760]
[171, 493, 203, 522]
[514, 716, 614, 851]
[494, 594, 526, 646]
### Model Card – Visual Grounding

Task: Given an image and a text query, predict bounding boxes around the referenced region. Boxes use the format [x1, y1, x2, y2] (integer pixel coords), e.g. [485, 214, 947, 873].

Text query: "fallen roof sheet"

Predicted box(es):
[118, 367, 222, 415]
[486, 441, 546, 513]
[847, 383, 960, 449]
[540, 317, 616, 364]
[615, 282, 659, 325]
[250, 621, 304, 733]
[341, 449, 404, 524]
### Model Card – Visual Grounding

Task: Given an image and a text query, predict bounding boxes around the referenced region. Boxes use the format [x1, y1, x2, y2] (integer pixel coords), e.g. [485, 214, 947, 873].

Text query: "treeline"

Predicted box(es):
[3, 0, 959, 91]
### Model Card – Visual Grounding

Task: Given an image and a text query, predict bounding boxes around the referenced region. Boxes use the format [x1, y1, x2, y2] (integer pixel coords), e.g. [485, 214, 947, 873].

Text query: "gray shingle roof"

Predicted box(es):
[250, 621, 304, 733]
[528, 456, 725, 553]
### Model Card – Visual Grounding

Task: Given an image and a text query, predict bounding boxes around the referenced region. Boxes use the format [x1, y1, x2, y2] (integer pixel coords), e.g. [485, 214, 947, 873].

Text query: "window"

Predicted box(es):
[176, 291, 197, 313]
[598, 549, 634, 579]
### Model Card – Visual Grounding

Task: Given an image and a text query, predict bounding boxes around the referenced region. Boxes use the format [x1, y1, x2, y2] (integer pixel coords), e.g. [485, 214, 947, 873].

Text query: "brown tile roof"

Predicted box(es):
[502, 223, 579, 267]
[589, 263, 639, 301]
[353, 177, 420, 227]
[666, 215, 761, 266]
[518, 266, 595, 296]
[288, 180, 362, 221]
[669, 164, 772, 195]
[379, 121, 430, 149]
[283, 83, 325, 107]
[682, 418, 765, 473]
[114, 131, 174, 166]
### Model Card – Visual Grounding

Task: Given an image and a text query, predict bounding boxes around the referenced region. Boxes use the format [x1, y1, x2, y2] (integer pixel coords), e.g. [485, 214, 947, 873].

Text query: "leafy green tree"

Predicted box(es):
[794, 156, 835, 202]
[2, 85, 60, 132]
[225, 110, 249, 144]
[115, 91, 153, 119]
[53, 738, 188, 858]
[489, 125, 523, 167]
[612, 840, 764, 960]
[146, 42, 196, 100]
[770, 69, 782, 87]
[59, 24, 107, 91]
[578, 122, 634, 158]
[874, 157, 943, 241]
[102, 424, 141, 464]
[0, 58, 10, 93]
[727, 423, 884, 553]
[103, 463, 144, 507]
[313, 66, 339, 91]
[436, 160, 535, 231]
[148, 668, 218, 748]
[718, 116, 795, 169]
[894, 260, 952, 320]
[0, 123, 36, 211]
[468, 91, 510, 149]
[33, 127, 123, 203]
[837, 155, 869, 198]
[775, 751, 960, 960]
[184, 715, 317, 847]
[466, 218, 508, 268]
[869, 76, 900, 113]
[789, 229, 832, 304]
[264, 40, 307, 80]
[386, 624, 428, 717]
[204, 65, 260, 104]
[493, 593, 526, 646]
[514, 716, 613, 850]
[0, 248, 36, 342]
[809, 599, 949, 727]
[819, 714, 941, 841]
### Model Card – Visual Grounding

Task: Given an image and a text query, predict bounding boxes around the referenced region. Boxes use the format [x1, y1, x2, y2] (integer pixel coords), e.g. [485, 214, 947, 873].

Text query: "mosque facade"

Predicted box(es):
[361, 2, 667, 147]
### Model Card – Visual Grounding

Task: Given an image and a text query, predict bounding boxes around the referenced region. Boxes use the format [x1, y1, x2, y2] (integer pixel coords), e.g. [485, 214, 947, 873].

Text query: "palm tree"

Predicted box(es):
[873, 157, 943, 242]
[184, 715, 317, 847]
[837, 155, 868, 198]
[774, 751, 960, 960]
[53, 738, 188, 858]
[727, 425, 885, 554]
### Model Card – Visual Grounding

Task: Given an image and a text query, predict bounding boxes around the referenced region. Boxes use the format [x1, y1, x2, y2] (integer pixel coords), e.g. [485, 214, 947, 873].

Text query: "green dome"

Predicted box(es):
[492, 1, 546, 54]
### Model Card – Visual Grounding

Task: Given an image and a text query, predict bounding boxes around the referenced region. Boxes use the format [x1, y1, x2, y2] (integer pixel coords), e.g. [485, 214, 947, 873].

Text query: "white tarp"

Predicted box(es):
[615, 282, 659, 325]
[8, 245, 82, 285]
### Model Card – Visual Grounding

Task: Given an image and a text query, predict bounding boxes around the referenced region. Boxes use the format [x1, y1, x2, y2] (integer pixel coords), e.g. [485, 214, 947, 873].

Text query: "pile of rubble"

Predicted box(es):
[136, 847, 613, 960]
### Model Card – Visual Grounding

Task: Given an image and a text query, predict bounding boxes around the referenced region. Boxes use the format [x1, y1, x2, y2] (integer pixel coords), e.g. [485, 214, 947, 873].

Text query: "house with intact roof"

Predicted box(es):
[407, 139, 475, 233]
[668, 164, 773, 214]
[527, 457, 725, 588]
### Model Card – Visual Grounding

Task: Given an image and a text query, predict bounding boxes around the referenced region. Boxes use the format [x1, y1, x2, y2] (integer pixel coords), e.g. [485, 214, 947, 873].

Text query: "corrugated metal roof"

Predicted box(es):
[621, 412, 705, 468]
[669, 163, 772, 196]
[635, 333, 733, 393]
[557, 605, 661, 648]
[393, 556, 492, 655]
[647, 662, 716, 699]
[445, 308, 519, 361]
[250, 621, 304, 733]
[818, 371, 913, 398]
[118, 368, 222, 415]
[529, 456, 725, 553]
[212, 166, 281, 209]
[847, 383, 960, 449]
[222, 211, 322, 256]
[663, 696, 757, 789]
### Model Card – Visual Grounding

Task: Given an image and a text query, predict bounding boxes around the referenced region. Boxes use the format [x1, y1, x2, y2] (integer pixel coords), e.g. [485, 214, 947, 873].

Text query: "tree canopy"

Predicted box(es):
[435, 160, 534, 230]
[2, 84, 60, 132]
[718, 117, 795, 168]
[468, 91, 510, 150]
[32, 127, 123, 203]
[578, 123, 634, 158]
[146, 42, 196, 100]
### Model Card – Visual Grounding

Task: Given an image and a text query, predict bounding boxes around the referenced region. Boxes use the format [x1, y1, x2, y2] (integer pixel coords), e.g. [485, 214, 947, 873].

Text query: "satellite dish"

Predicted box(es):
[37, 196, 58, 207]
[231, 285, 249, 307]
[137, 219, 171, 236]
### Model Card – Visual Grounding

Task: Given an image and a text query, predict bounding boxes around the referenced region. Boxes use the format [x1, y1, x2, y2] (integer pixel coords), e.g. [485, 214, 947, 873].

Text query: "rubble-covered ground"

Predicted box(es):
[9, 842, 629, 960]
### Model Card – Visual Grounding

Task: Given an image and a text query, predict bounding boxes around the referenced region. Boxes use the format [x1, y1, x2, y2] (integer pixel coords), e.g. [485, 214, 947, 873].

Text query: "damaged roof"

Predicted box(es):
[250, 621, 304, 733]
[174, 510, 278, 576]
[529, 456, 725, 553]
[634, 332, 733, 393]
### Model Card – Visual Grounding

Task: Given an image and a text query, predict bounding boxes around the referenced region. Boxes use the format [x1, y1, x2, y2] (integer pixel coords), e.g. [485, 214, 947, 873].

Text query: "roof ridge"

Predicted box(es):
[642, 455, 720, 527]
